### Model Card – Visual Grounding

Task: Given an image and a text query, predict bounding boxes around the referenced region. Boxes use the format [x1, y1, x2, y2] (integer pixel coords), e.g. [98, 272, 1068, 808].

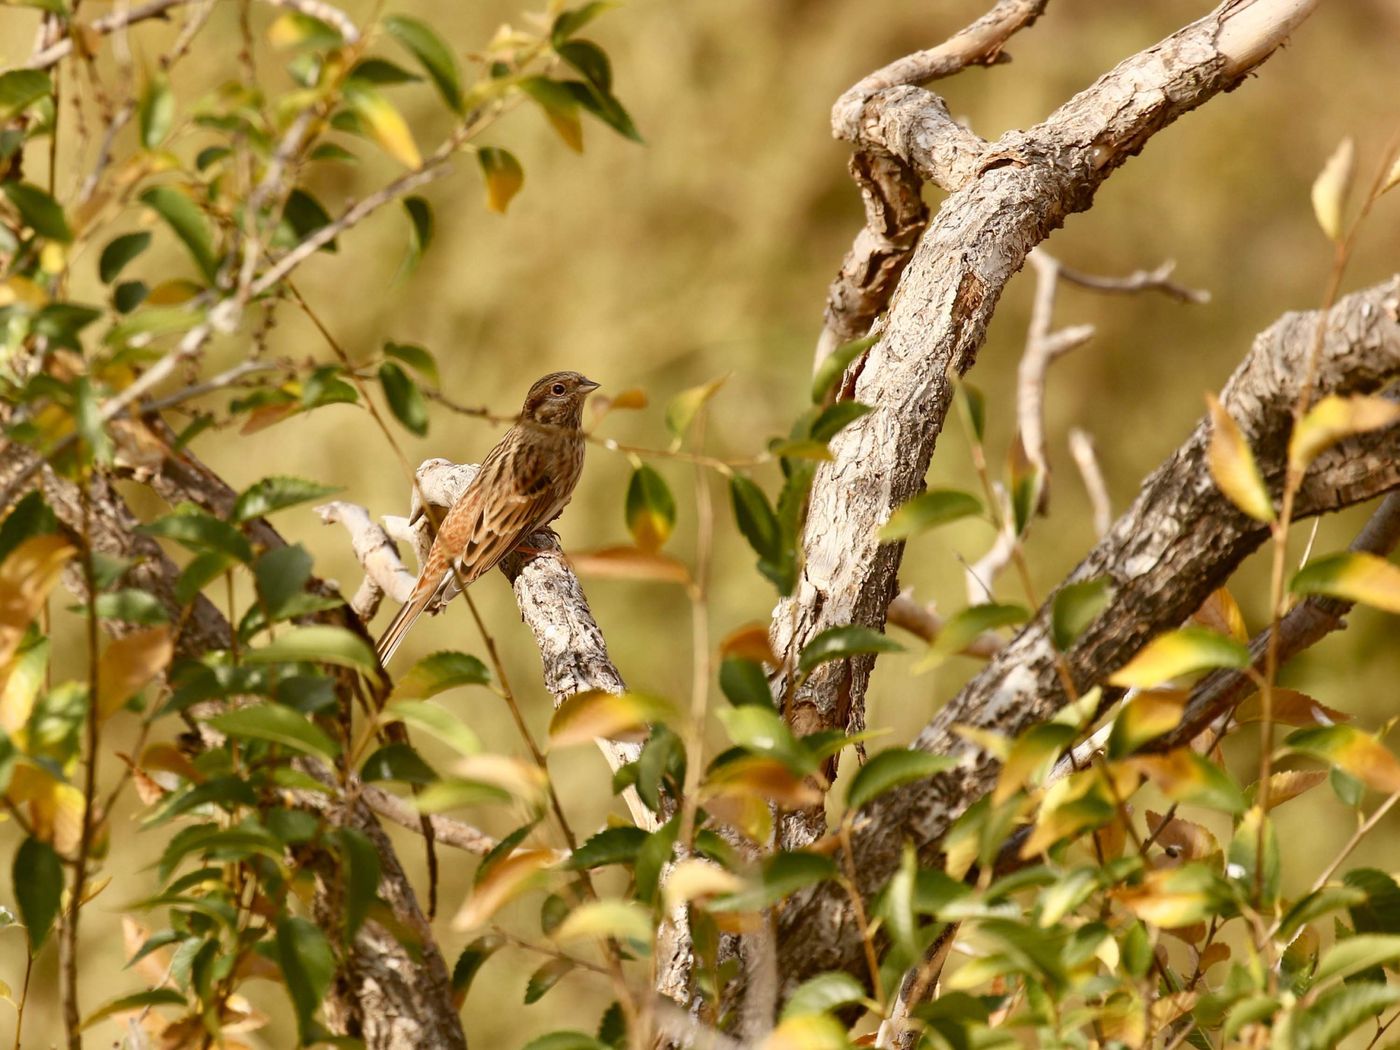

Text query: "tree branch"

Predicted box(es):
[771, 274, 1400, 995]
[770, 0, 1322, 853]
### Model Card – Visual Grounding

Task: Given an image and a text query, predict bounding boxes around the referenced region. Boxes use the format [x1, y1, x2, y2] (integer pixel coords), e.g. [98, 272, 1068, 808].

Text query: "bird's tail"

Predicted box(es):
[376, 591, 431, 666]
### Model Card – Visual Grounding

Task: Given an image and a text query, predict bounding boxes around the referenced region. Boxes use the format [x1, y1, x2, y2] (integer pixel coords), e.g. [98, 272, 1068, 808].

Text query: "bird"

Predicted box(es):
[375, 370, 601, 665]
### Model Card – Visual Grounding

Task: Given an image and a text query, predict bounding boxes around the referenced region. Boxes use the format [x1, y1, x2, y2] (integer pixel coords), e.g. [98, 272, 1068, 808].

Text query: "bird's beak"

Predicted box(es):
[578, 377, 601, 394]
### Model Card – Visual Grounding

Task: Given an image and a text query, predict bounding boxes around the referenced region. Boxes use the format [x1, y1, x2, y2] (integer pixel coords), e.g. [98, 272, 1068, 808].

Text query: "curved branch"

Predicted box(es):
[772, 274, 1400, 994]
[771, 0, 1322, 853]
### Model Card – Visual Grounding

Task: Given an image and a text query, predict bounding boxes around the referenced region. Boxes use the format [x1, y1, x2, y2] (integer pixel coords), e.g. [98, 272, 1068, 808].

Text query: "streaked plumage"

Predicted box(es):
[376, 371, 600, 664]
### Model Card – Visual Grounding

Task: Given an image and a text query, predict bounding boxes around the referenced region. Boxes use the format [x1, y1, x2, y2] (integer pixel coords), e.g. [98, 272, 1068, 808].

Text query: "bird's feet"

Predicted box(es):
[512, 543, 565, 561]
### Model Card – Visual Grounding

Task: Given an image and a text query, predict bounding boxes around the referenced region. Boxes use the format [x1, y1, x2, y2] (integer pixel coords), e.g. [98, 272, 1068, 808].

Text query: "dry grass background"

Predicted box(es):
[2, 0, 1398, 1045]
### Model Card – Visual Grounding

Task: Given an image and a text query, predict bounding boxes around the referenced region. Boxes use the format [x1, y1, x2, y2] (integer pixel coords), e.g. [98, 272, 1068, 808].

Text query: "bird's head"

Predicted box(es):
[521, 371, 601, 428]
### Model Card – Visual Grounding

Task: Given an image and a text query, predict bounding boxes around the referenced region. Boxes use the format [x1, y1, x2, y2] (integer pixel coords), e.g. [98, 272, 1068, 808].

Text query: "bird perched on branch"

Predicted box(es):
[375, 371, 601, 664]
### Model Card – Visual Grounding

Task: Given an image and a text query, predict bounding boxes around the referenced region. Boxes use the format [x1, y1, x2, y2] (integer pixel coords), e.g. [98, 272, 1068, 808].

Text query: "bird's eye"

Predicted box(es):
[551, 383, 566, 395]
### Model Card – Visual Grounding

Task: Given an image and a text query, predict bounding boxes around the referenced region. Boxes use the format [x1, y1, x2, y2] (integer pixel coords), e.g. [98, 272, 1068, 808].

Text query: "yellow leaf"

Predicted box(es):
[1252, 769, 1327, 812]
[1311, 137, 1354, 242]
[0, 275, 49, 308]
[1382, 153, 1400, 196]
[551, 899, 652, 946]
[451, 849, 556, 930]
[1289, 394, 1400, 476]
[994, 723, 1075, 805]
[758, 1015, 849, 1050]
[1107, 690, 1187, 759]
[1205, 394, 1273, 522]
[662, 858, 745, 911]
[703, 755, 822, 809]
[452, 753, 548, 810]
[96, 626, 173, 720]
[567, 546, 692, 586]
[702, 791, 772, 843]
[1291, 551, 1400, 614]
[477, 146, 523, 213]
[1286, 725, 1400, 794]
[1021, 766, 1126, 858]
[0, 635, 47, 734]
[0, 535, 75, 666]
[589, 387, 648, 425]
[7, 761, 85, 855]
[548, 689, 680, 749]
[1191, 587, 1247, 643]
[145, 278, 204, 305]
[346, 82, 422, 169]
[1114, 865, 1228, 929]
[719, 623, 778, 666]
[1108, 627, 1249, 689]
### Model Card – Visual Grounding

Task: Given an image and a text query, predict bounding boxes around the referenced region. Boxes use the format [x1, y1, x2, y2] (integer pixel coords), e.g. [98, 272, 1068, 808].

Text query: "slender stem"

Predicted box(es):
[63, 479, 103, 1049]
[676, 420, 715, 852]
[838, 815, 885, 1004]
[11, 951, 33, 1050]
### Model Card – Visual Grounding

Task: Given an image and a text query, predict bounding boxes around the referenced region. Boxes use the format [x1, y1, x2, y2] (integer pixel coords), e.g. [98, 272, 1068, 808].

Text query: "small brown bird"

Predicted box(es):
[375, 371, 601, 664]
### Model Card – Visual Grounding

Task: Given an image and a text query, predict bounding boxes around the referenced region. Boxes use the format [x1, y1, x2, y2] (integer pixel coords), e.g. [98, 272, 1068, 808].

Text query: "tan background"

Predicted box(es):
[2, 0, 1398, 1045]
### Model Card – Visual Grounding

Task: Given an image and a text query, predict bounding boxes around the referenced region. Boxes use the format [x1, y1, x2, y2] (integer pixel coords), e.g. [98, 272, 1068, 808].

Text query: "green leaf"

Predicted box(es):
[277, 188, 337, 253]
[566, 826, 648, 870]
[384, 341, 438, 385]
[716, 705, 810, 772]
[665, 376, 726, 444]
[797, 624, 902, 674]
[0, 70, 52, 122]
[920, 602, 1027, 669]
[557, 40, 611, 92]
[361, 742, 438, 785]
[1291, 981, 1400, 1050]
[99, 231, 152, 284]
[477, 147, 523, 214]
[809, 401, 873, 443]
[1290, 551, 1400, 615]
[253, 543, 312, 621]
[731, 476, 781, 562]
[811, 334, 877, 403]
[1106, 690, 1186, 760]
[958, 383, 987, 442]
[349, 57, 422, 85]
[521, 77, 583, 152]
[552, 1, 615, 44]
[719, 657, 774, 708]
[1346, 868, 1400, 935]
[81, 989, 187, 1029]
[710, 852, 838, 913]
[142, 505, 252, 562]
[139, 186, 218, 282]
[384, 699, 481, 756]
[344, 79, 421, 168]
[524, 957, 573, 1004]
[1050, 577, 1112, 651]
[452, 934, 504, 1002]
[275, 916, 335, 1041]
[521, 1033, 609, 1050]
[244, 625, 375, 673]
[138, 73, 174, 149]
[3, 182, 71, 242]
[13, 836, 62, 955]
[232, 476, 339, 522]
[625, 465, 675, 552]
[781, 972, 867, 1020]
[384, 14, 463, 113]
[1313, 933, 1400, 985]
[378, 361, 429, 436]
[846, 749, 957, 812]
[1108, 626, 1250, 688]
[335, 827, 381, 941]
[206, 702, 340, 760]
[879, 489, 983, 542]
[564, 79, 641, 143]
[1228, 807, 1279, 904]
[389, 651, 491, 701]
[93, 588, 169, 626]
[399, 196, 433, 278]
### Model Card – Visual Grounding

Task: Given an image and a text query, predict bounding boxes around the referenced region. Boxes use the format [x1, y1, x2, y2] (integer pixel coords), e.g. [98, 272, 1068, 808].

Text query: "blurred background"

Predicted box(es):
[2, 0, 1398, 1044]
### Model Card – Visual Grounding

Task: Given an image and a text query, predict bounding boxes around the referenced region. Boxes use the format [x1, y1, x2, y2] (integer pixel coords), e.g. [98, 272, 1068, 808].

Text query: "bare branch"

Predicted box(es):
[886, 589, 1004, 659]
[1068, 428, 1111, 538]
[360, 786, 504, 856]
